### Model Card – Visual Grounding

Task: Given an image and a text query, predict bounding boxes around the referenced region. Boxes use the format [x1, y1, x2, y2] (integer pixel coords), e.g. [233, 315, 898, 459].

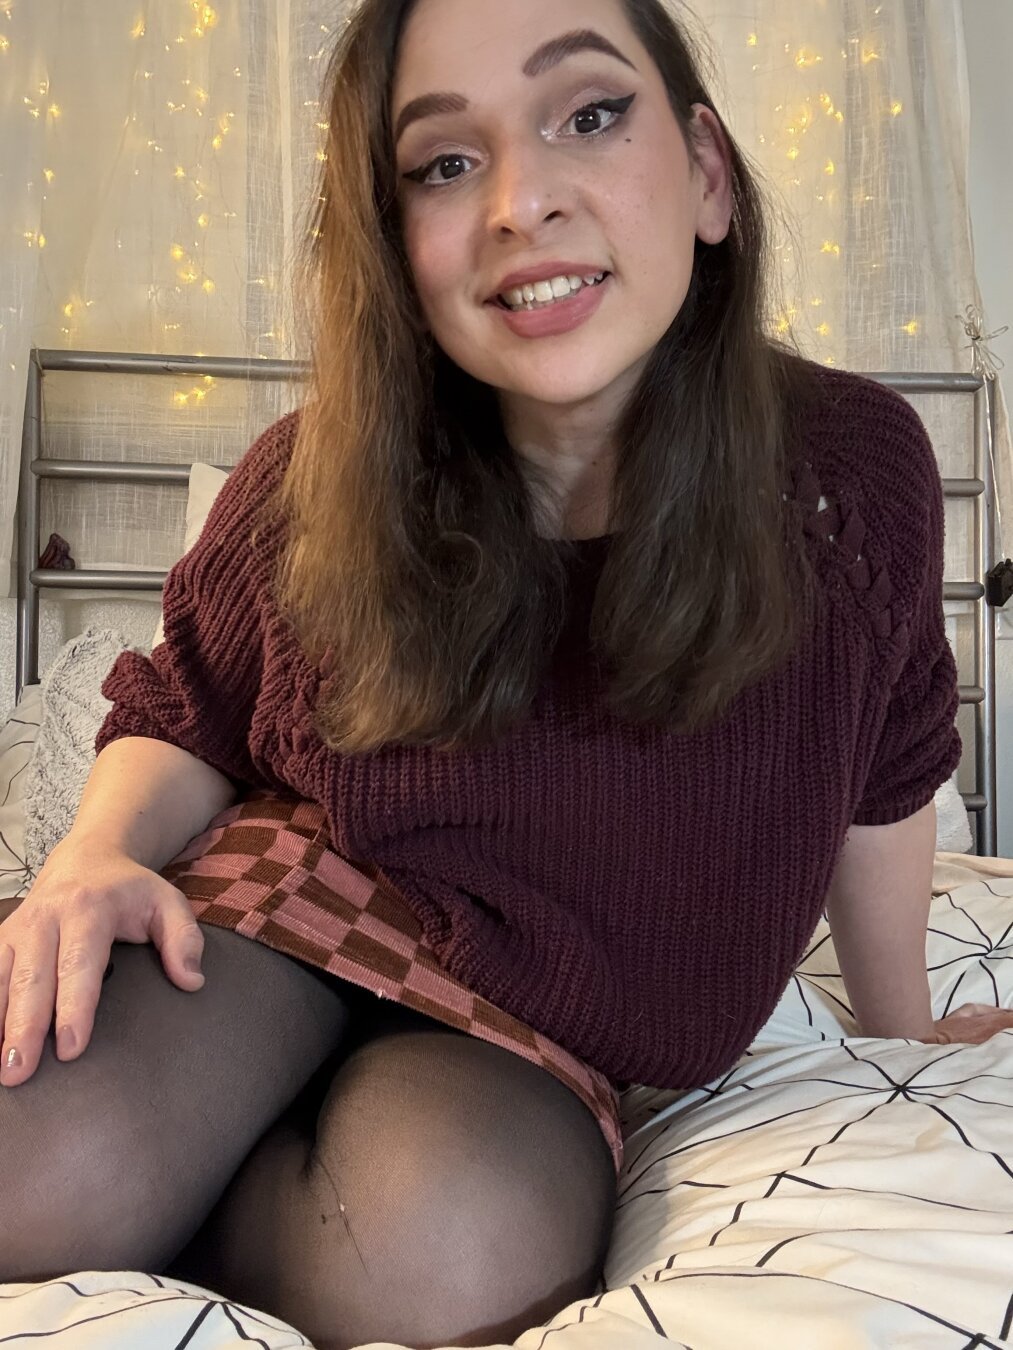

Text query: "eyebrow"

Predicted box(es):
[393, 28, 638, 145]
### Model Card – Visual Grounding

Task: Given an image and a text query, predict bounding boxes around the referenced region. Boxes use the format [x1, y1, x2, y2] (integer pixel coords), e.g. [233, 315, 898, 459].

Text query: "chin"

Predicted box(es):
[479, 356, 641, 405]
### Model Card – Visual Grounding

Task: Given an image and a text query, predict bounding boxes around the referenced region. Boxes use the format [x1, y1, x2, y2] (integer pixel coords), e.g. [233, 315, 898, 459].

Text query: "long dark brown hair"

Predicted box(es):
[269, 0, 827, 754]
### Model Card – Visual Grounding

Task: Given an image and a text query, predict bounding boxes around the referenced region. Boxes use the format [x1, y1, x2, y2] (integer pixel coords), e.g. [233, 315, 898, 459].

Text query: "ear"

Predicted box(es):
[688, 103, 734, 246]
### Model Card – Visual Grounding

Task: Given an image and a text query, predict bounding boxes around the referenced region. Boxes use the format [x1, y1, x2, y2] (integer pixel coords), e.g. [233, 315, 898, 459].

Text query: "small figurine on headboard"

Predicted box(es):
[37, 532, 76, 571]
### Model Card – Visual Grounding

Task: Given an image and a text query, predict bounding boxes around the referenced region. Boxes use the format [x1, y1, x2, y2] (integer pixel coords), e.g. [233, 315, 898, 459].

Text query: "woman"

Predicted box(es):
[0, 0, 994, 1346]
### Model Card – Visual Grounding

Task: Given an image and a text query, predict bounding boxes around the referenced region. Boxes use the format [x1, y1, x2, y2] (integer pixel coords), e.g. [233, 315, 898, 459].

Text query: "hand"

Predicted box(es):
[0, 837, 205, 1089]
[927, 1002, 1013, 1046]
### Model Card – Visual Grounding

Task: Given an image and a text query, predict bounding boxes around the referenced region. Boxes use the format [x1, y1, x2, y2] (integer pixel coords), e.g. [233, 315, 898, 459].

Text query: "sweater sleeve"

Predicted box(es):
[94, 412, 299, 793]
[851, 404, 962, 827]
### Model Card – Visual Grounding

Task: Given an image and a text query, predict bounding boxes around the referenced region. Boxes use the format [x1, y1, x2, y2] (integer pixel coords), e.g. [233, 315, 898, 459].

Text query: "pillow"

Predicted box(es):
[934, 770, 973, 852]
[151, 462, 230, 649]
[22, 628, 134, 876]
[0, 683, 43, 900]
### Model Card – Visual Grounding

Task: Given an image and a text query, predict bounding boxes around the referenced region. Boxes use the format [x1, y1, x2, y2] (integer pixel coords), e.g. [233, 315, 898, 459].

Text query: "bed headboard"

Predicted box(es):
[15, 347, 1001, 855]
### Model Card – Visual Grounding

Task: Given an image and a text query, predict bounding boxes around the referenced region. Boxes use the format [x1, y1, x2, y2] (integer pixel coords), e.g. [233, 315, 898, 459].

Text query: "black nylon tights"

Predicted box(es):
[0, 918, 616, 1350]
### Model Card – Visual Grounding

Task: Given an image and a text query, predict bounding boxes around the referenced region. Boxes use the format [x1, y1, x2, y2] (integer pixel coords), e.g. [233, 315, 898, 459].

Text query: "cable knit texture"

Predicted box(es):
[96, 364, 962, 1089]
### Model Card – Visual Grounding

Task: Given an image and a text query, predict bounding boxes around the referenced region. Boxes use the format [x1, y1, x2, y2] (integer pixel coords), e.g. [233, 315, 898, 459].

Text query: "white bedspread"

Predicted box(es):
[1, 853, 1011, 1348]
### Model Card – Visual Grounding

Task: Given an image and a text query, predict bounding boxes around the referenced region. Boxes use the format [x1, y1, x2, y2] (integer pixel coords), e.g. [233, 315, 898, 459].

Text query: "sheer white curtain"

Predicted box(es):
[0, 0, 1008, 682]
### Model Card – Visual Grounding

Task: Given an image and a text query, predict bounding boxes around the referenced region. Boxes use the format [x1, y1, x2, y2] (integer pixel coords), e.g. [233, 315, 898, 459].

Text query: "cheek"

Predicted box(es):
[615, 136, 698, 273]
[402, 208, 467, 311]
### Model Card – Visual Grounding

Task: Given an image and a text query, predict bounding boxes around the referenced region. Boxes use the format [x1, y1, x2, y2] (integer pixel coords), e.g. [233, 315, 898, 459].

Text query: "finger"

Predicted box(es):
[52, 921, 112, 1064]
[148, 892, 205, 990]
[1, 924, 59, 1087]
[0, 941, 13, 1052]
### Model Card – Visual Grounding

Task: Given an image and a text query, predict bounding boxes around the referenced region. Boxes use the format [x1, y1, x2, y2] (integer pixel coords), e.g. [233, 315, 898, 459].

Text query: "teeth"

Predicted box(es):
[500, 272, 606, 312]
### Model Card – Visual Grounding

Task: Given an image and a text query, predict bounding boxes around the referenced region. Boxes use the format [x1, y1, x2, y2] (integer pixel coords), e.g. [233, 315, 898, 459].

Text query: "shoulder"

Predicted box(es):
[228, 408, 303, 500]
[787, 367, 946, 677]
[198, 409, 302, 540]
[800, 364, 940, 513]
[794, 365, 943, 584]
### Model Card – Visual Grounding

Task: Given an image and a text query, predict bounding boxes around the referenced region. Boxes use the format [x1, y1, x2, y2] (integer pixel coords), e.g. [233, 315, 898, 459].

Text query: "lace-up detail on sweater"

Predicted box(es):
[791, 459, 911, 676]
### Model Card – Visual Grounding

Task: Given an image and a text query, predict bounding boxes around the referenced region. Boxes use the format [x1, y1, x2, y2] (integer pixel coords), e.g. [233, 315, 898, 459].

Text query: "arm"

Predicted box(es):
[824, 798, 937, 1041]
[94, 412, 299, 795]
[66, 737, 238, 873]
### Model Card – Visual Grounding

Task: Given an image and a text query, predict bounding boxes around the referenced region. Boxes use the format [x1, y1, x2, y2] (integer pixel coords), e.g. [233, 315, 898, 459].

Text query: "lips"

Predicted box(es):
[485, 264, 611, 304]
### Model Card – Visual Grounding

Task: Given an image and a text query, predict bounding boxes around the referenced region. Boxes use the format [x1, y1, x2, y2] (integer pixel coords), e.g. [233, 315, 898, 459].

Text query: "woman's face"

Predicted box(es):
[392, 0, 732, 413]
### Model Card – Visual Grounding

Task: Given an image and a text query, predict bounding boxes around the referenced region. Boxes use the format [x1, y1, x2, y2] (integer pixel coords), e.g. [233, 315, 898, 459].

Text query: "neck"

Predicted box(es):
[498, 389, 619, 542]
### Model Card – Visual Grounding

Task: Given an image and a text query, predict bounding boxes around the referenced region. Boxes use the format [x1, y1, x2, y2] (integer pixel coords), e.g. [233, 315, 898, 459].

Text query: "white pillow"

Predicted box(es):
[22, 628, 134, 875]
[151, 462, 230, 649]
[935, 770, 973, 852]
[0, 683, 43, 900]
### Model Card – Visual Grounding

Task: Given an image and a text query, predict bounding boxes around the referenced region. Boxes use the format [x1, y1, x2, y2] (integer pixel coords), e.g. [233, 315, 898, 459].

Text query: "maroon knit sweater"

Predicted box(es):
[96, 364, 962, 1090]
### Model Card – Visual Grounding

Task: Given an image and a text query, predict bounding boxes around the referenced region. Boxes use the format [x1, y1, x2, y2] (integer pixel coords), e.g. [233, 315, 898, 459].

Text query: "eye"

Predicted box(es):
[403, 151, 475, 189]
[402, 93, 637, 190]
[561, 93, 636, 139]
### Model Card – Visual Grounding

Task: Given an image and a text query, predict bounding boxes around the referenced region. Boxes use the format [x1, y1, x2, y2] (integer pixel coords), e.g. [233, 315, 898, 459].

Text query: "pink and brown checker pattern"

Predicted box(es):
[161, 791, 624, 1177]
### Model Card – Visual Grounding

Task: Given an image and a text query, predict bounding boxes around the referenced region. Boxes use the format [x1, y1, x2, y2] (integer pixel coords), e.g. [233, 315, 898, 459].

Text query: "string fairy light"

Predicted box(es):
[21, 6, 940, 393]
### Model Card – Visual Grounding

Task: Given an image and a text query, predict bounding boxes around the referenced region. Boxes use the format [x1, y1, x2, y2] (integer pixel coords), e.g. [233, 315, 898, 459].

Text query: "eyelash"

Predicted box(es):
[403, 94, 636, 189]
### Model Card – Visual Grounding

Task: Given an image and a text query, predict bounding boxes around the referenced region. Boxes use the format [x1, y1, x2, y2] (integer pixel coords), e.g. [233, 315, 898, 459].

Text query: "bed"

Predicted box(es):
[1, 348, 1011, 1349]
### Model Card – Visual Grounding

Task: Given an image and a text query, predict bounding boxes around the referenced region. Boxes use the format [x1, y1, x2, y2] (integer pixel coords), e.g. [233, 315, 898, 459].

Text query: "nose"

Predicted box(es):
[484, 140, 569, 237]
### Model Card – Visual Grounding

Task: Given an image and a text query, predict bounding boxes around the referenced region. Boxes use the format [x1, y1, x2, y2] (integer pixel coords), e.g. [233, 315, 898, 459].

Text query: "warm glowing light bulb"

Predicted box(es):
[197, 212, 210, 228]
[131, 18, 145, 38]
[903, 320, 919, 335]
[47, 103, 61, 118]
[202, 279, 215, 294]
[43, 168, 54, 182]
[890, 101, 903, 117]
[170, 243, 186, 260]
[0, 35, 10, 53]
[746, 32, 757, 46]
[211, 134, 223, 149]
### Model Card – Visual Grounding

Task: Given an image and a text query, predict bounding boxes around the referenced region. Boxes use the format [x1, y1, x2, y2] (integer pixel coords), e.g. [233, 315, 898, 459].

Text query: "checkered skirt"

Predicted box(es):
[161, 791, 624, 1177]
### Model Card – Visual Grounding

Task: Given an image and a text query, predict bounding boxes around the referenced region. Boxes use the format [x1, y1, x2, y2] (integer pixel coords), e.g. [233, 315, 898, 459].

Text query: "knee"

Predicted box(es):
[0, 1067, 182, 1280]
[303, 1027, 616, 1347]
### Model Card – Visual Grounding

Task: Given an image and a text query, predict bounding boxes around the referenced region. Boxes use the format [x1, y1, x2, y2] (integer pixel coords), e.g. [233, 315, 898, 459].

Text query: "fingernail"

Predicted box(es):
[184, 956, 203, 976]
[57, 1025, 76, 1057]
[2, 1046, 21, 1081]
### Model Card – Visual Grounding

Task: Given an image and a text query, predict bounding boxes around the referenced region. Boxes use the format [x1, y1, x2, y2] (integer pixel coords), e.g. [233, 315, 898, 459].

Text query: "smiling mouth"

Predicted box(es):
[489, 272, 612, 311]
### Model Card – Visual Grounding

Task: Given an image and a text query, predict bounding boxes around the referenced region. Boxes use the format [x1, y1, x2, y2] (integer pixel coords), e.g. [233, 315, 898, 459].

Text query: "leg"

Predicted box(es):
[167, 1004, 617, 1349]
[0, 920, 355, 1280]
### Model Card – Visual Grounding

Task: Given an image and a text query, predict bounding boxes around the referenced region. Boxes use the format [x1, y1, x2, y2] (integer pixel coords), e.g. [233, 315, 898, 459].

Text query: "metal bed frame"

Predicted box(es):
[15, 347, 1002, 855]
